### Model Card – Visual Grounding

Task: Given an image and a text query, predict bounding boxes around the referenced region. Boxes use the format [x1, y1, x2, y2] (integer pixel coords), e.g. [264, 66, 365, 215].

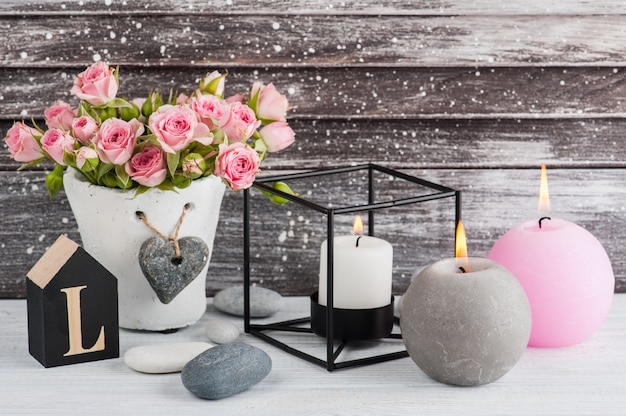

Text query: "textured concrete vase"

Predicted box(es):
[64, 169, 225, 331]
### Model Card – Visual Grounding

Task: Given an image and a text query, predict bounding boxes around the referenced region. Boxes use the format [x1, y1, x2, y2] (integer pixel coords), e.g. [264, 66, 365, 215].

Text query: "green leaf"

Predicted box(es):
[104, 97, 134, 109]
[171, 174, 192, 188]
[253, 137, 268, 162]
[248, 87, 260, 113]
[17, 157, 45, 171]
[114, 164, 131, 188]
[62, 151, 76, 167]
[96, 163, 114, 181]
[156, 180, 178, 192]
[132, 185, 151, 198]
[45, 165, 64, 198]
[167, 151, 180, 178]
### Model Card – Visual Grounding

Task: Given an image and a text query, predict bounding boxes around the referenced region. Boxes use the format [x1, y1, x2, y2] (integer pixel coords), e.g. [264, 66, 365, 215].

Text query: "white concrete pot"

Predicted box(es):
[63, 169, 226, 331]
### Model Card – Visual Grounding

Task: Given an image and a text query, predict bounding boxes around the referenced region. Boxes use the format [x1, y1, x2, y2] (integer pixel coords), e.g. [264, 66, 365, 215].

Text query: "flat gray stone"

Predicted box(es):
[213, 285, 282, 317]
[124, 342, 213, 374]
[205, 319, 240, 344]
[181, 342, 272, 400]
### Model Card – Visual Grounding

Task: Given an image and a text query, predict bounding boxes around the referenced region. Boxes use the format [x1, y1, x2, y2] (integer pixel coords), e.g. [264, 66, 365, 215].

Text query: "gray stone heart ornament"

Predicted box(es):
[139, 236, 209, 304]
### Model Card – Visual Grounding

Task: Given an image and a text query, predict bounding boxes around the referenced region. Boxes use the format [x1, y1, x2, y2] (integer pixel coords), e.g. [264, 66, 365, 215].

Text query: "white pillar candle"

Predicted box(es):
[318, 235, 393, 310]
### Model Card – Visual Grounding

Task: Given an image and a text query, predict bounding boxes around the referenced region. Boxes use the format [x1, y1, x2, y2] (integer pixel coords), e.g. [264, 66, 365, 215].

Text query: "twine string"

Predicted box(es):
[136, 203, 190, 259]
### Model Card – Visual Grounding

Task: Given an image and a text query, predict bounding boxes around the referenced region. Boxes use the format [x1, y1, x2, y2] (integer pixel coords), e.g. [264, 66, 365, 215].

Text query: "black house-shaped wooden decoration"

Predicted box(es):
[26, 235, 119, 368]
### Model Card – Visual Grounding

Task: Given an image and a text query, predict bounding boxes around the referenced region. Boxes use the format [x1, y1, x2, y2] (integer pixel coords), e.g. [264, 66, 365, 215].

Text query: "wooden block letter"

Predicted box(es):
[26, 235, 119, 368]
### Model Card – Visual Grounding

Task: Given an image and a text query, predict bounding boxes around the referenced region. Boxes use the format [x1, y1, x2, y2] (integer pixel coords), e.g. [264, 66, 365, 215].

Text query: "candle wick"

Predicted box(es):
[538, 216, 552, 229]
[458, 266, 467, 273]
[355, 236, 362, 247]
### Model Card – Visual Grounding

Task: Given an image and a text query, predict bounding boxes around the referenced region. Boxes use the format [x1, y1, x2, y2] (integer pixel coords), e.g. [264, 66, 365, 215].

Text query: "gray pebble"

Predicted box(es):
[213, 285, 281, 317]
[205, 319, 240, 344]
[181, 342, 272, 400]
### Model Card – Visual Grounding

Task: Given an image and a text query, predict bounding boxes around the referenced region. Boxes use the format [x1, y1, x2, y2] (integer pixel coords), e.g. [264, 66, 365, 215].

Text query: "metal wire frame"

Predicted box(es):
[243, 163, 461, 371]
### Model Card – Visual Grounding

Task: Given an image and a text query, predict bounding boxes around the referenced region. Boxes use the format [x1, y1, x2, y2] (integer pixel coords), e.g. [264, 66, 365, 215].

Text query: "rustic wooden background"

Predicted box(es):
[1, 0, 625, 298]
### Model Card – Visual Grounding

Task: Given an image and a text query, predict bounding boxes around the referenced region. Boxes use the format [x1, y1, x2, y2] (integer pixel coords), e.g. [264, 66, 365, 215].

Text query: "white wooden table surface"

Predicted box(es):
[1, 295, 625, 415]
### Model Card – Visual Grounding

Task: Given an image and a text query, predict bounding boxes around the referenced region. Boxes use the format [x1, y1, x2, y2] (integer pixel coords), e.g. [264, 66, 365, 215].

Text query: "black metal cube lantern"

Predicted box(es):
[243, 164, 460, 371]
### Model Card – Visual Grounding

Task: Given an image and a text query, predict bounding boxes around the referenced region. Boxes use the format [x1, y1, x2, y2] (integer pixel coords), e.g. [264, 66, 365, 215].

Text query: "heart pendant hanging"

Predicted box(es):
[138, 236, 210, 304]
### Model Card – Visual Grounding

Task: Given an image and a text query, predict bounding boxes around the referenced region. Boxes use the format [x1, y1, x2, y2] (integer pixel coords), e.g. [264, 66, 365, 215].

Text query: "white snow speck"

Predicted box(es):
[20, 51, 28, 59]
[45, 33, 53, 40]
[272, 22, 280, 30]
[273, 45, 282, 52]
[61, 218, 69, 224]
[92, 53, 102, 62]
[110, 31, 116, 39]
[104, 0, 113, 5]
[38, 234, 46, 242]
[287, 87, 295, 95]
[278, 231, 287, 243]
[26, 246, 34, 255]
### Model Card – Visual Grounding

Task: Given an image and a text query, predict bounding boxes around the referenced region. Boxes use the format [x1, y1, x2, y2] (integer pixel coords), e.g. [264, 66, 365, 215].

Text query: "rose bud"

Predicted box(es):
[75, 146, 100, 172]
[182, 152, 207, 179]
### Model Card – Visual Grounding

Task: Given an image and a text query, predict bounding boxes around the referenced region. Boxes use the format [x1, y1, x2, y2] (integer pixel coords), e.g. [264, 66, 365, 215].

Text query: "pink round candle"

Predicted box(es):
[488, 217, 614, 347]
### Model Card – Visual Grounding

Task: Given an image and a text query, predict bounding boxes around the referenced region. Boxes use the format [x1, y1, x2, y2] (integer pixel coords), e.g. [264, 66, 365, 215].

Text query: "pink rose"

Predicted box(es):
[259, 122, 295, 152]
[70, 62, 119, 106]
[95, 118, 144, 164]
[40, 128, 75, 165]
[44, 101, 76, 130]
[250, 82, 289, 122]
[220, 102, 261, 142]
[214, 142, 260, 191]
[71, 114, 99, 145]
[3, 122, 43, 163]
[125, 146, 167, 187]
[190, 94, 229, 130]
[225, 94, 244, 104]
[148, 104, 213, 153]
[75, 146, 99, 170]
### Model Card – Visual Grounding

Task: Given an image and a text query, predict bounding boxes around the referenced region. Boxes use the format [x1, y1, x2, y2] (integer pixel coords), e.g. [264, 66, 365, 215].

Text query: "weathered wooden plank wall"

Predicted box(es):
[1, 0, 625, 298]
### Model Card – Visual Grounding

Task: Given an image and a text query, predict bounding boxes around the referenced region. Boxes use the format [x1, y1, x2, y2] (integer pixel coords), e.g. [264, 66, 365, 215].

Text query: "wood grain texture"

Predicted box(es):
[0, 0, 623, 15]
[2, 67, 626, 120]
[1, 296, 626, 415]
[1, 0, 625, 297]
[2, 14, 626, 68]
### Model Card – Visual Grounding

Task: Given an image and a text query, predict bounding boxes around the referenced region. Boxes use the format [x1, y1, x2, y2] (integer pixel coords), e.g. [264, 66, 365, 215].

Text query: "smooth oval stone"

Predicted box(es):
[182, 342, 272, 400]
[205, 319, 240, 344]
[213, 285, 282, 317]
[124, 342, 212, 374]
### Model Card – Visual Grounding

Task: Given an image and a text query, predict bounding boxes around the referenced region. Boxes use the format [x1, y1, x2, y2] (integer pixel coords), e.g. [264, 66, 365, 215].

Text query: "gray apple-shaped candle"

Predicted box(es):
[400, 257, 531, 386]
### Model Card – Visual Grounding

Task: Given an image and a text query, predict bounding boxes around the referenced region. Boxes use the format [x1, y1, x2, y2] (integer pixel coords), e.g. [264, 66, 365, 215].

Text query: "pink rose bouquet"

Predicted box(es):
[4, 63, 297, 198]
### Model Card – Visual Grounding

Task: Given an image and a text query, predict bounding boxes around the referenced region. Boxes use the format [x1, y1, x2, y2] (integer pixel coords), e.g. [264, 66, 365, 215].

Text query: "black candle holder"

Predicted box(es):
[243, 164, 460, 371]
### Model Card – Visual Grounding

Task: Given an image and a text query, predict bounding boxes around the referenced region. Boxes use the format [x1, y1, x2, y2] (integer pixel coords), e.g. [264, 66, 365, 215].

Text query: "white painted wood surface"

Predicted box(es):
[1, 295, 625, 415]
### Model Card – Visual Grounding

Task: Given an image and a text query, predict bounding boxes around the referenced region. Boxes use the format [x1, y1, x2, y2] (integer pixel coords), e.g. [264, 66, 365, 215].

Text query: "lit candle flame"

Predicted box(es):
[353, 215, 364, 236]
[455, 220, 470, 273]
[538, 164, 550, 216]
